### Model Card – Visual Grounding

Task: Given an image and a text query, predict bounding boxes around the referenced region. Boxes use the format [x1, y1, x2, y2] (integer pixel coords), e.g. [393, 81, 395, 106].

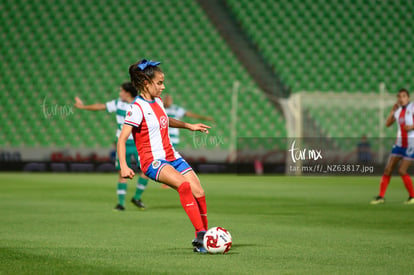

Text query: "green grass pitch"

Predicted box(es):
[1, 173, 414, 274]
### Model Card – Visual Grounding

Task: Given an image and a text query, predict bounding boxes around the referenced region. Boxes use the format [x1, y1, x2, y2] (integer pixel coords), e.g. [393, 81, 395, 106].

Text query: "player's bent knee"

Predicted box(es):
[384, 165, 394, 175]
[118, 177, 128, 183]
[398, 169, 407, 176]
[188, 182, 204, 197]
[194, 188, 205, 198]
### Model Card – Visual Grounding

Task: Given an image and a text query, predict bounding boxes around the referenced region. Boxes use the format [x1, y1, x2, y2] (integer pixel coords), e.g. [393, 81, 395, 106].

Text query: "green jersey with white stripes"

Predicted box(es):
[106, 98, 134, 141]
[165, 104, 186, 145]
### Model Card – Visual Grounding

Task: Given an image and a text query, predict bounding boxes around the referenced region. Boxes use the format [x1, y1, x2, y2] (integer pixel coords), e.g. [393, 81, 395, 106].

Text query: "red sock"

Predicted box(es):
[379, 174, 391, 197]
[196, 196, 208, 230]
[401, 174, 414, 197]
[177, 182, 205, 234]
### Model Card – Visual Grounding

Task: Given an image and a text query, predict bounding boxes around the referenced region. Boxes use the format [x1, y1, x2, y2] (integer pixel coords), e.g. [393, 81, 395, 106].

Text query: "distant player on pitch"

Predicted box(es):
[163, 94, 213, 148]
[74, 82, 149, 211]
[371, 88, 414, 204]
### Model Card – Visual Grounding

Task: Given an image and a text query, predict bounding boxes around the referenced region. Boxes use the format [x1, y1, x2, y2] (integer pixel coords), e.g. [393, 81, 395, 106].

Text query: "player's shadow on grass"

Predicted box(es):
[232, 243, 257, 248]
[165, 243, 257, 255]
[230, 243, 258, 254]
[147, 204, 182, 210]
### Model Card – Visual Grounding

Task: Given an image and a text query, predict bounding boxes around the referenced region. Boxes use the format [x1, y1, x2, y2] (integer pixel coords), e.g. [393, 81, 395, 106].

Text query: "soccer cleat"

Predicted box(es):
[192, 231, 206, 247]
[192, 231, 207, 253]
[370, 196, 385, 205]
[404, 197, 414, 204]
[113, 204, 125, 211]
[131, 198, 146, 209]
[193, 246, 208, 253]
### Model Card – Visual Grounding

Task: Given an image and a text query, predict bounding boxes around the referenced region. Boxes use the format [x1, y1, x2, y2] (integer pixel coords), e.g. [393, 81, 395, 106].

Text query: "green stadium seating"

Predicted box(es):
[224, 0, 411, 142]
[227, 0, 414, 94]
[0, 0, 286, 149]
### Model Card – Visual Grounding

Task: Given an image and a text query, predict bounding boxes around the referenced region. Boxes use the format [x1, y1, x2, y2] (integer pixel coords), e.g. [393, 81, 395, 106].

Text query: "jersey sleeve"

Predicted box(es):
[105, 99, 117, 113]
[124, 104, 143, 127]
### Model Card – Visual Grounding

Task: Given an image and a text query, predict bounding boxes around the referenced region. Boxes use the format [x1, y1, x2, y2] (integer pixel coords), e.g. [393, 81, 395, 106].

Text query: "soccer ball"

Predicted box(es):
[203, 227, 232, 254]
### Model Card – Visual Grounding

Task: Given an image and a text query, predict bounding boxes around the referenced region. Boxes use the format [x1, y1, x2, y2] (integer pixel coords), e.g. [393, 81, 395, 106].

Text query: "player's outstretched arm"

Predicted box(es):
[169, 118, 210, 133]
[117, 124, 135, 179]
[74, 96, 106, 111]
[185, 111, 214, 122]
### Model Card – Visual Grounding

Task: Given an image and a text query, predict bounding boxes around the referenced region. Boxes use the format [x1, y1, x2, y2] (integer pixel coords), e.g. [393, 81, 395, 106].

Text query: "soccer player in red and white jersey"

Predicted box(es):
[371, 88, 414, 204]
[117, 59, 210, 252]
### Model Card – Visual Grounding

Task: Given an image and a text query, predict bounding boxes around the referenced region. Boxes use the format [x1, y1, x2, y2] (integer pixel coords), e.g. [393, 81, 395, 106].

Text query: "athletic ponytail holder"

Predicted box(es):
[137, 59, 161, 70]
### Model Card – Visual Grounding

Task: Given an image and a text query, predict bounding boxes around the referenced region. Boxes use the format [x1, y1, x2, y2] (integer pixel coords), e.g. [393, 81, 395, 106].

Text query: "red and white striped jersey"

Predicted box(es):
[394, 102, 414, 148]
[124, 96, 181, 172]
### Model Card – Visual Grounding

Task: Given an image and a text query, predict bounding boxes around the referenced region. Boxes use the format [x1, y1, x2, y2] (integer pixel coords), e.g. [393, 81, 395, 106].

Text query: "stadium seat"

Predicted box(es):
[0, 0, 287, 148]
[222, 0, 412, 141]
[227, 0, 413, 94]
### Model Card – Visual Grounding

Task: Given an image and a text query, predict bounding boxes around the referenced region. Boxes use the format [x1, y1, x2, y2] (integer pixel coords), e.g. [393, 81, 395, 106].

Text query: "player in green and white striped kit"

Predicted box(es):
[163, 94, 213, 147]
[74, 82, 149, 211]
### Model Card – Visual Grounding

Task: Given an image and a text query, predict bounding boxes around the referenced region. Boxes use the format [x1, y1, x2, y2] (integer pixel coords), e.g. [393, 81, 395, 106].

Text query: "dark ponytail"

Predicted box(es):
[121, 82, 138, 97]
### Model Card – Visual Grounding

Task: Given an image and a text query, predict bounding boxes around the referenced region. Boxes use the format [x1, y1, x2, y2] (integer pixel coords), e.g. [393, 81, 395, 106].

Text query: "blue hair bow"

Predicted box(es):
[137, 59, 161, 70]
